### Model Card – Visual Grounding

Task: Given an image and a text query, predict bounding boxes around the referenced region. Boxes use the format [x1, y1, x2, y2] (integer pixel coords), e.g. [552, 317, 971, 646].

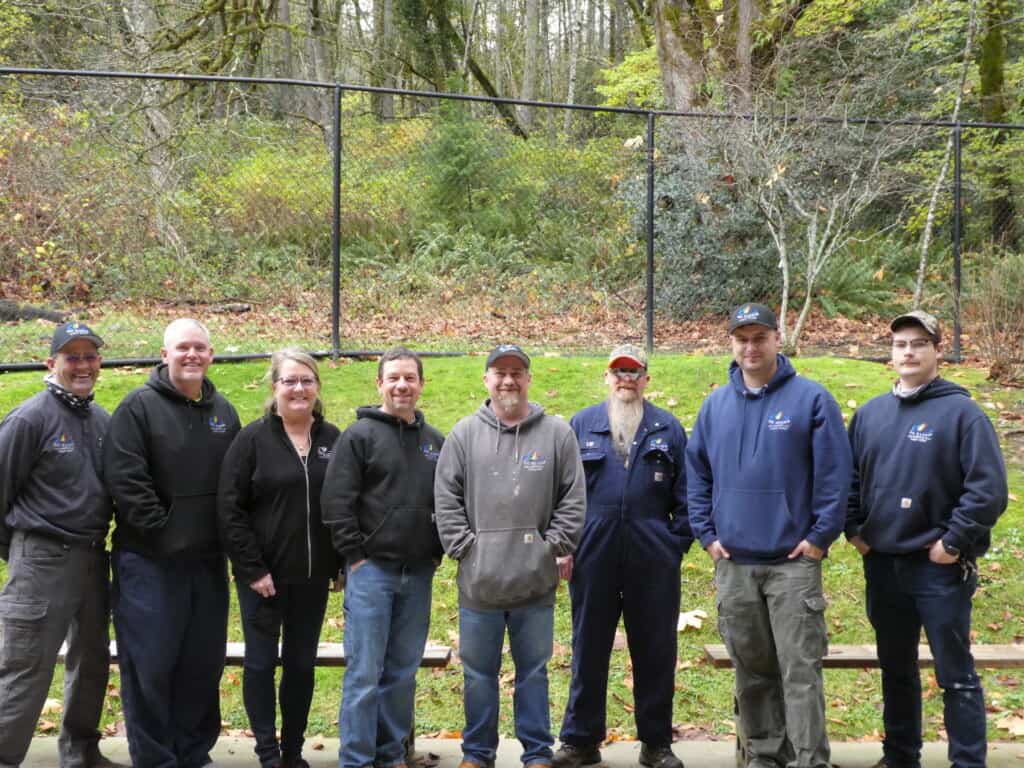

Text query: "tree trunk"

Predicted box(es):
[564, 12, 581, 134]
[732, 0, 761, 111]
[520, 0, 539, 130]
[277, 0, 293, 113]
[652, 0, 707, 110]
[372, 0, 396, 119]
[913, 0, 977, 308]
[979, 0, 1017, 248]
[119, 0, 184, 256]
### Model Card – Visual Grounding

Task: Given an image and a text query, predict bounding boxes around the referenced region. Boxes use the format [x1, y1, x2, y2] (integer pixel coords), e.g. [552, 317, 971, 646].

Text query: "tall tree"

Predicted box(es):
[978, 0, 1017, 247]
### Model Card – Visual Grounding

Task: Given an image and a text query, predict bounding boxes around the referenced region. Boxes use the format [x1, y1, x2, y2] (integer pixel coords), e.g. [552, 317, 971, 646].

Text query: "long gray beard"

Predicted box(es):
[608, 396, 643, 466]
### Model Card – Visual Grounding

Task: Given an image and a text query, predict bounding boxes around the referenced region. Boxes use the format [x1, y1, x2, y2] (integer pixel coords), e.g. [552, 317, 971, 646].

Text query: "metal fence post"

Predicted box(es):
[952, 124, 962, 363]
[645, 112, 656, 356]
[331, 84, 343, 359]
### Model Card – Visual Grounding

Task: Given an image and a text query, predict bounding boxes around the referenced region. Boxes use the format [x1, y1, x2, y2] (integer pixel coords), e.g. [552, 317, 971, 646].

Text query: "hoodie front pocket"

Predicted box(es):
[712, 488, 798, 556]
[860, 484, 941, 548]
[458, 527, 558, 607]
[161, 492, 219, 554]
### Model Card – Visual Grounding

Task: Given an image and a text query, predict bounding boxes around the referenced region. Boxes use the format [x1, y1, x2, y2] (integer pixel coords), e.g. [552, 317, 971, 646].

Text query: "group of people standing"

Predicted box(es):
[0, 302, 1008, 768]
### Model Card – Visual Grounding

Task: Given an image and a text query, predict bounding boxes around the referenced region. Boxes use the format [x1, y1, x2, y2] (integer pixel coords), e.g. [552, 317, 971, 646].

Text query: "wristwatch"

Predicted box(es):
[941, 540, 961, 559]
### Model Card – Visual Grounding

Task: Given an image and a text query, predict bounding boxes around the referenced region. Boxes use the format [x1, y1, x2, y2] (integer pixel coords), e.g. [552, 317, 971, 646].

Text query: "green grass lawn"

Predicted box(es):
[0, 353, 1021, 743]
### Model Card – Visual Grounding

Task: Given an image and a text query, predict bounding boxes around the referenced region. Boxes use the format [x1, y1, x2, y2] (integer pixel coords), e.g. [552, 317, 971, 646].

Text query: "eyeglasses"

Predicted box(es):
[62, 354, 100, 364]
[610, 368, 645, 381]
[277, 377, 318, 388]
[892, 339, 933, 351]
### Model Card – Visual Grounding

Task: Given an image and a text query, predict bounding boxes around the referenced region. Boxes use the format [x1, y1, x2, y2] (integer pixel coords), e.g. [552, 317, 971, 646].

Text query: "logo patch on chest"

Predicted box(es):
[50, 432, 75, 454]
[767, 411, 792, 431]
[420, 442, 440, 461]
[906, 422, 934, 443]
[208, 416, 228, 434]
[522, 451, 547, 471]
[317, 446, 333, 461]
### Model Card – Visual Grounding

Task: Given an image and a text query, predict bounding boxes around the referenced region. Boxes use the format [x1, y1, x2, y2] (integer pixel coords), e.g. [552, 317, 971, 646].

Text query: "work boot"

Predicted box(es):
[553, 743, 602, 768]
[638, 744, 683, 768]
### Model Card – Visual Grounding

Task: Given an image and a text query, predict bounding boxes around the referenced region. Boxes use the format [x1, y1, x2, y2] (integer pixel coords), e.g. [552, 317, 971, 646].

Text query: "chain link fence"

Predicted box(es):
[1, 68, 1022, 365]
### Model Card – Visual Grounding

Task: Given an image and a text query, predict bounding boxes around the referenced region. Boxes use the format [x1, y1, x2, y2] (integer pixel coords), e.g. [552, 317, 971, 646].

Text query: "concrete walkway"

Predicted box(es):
[22, 738, 1024, 768]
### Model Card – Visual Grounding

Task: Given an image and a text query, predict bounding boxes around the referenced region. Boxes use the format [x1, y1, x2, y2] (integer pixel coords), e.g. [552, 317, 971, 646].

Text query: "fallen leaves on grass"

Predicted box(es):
[677, 609, 708, 631]
[997, 715, 1024, 737]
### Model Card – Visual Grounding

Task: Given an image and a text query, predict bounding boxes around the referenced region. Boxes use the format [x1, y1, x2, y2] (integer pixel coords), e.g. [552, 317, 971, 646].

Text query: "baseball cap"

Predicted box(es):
[890, 310, 941, 343]
[608, 343, 647, 369]
[728, 303, 778, 333]
[485, 343, 531, 370]
[51, 321, 105, 355]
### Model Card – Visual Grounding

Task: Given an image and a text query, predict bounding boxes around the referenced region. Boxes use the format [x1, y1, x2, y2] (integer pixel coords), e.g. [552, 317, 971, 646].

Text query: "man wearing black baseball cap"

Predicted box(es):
[846, 310, 1007, 768]
[687, 303, 851, 768]
[0, 322, 123, 768]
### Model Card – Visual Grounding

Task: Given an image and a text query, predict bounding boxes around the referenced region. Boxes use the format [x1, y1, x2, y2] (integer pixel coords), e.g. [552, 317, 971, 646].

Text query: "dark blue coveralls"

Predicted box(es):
[559, 400, 692, 749]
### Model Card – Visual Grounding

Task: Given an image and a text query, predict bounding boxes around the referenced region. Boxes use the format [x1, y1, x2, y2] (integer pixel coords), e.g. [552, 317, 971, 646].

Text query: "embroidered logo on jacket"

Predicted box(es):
[420, 442, 441, 461]
[522, 451, 547, 471]
[208, 416, 229, 434]
[767, 410, 792, 431]
[50, 432, 75, 454]
[907, 422, 934, 443]
[317, 446, 333, 461]
[647, 436, 668, 451]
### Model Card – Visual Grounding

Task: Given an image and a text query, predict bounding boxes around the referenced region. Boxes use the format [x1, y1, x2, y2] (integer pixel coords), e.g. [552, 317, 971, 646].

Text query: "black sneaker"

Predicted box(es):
[639, 744, 683, 768]
[552, 743, 602, 768]
[871, 759, 920, 768]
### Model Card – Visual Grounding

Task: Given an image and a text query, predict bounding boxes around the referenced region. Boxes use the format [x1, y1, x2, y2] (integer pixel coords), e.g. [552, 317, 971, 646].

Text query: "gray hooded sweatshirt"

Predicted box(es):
[435, 400, 585, 610]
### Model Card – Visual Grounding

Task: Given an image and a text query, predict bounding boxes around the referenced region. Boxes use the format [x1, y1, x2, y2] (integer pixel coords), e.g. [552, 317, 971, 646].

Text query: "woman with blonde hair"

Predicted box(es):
[219, 348, 342, 768]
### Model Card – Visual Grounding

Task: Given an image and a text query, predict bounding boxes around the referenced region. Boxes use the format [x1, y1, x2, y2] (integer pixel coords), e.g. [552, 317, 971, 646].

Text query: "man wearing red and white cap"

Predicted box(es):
[554, 344, 691, 768]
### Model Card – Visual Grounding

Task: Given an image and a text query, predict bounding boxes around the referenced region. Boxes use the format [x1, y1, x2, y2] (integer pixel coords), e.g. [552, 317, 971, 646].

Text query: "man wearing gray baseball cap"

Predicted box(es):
[0, 321, 122, 768]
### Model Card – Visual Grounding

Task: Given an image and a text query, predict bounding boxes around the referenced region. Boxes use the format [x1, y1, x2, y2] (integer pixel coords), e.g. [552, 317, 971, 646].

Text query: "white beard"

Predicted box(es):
[608, 396, 643, 465]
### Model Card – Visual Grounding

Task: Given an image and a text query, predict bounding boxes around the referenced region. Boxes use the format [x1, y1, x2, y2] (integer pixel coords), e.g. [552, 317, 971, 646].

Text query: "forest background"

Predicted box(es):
[0, 0, 1022, 364]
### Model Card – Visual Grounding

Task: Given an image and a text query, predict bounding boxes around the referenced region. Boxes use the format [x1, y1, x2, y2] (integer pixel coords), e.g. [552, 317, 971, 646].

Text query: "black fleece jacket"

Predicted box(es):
[218, 413, 342, 585]
[320, 406, 444, 565]
[846, 377, 1008, 558]
[104, 364, 240, 558]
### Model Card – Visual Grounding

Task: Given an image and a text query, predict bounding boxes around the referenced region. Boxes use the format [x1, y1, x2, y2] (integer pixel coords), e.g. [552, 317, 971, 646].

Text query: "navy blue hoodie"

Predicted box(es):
[686, 354, 852, 564]
[846, 377, 1007, 558]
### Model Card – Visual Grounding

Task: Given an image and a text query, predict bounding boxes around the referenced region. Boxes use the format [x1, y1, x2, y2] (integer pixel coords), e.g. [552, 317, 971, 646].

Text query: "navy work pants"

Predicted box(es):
[864, 552, 986, 768]
[113, 550, 229, 768]
[559, 520, 681, 748]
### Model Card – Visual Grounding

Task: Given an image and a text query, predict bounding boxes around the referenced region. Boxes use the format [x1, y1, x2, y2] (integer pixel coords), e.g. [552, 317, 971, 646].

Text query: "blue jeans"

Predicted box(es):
[237, 580, 329, 767]
[864, 552, 985, 768]
[459, 603, 554, 768]
[112, 550, 228, 768]
[339, 559, 435, 768]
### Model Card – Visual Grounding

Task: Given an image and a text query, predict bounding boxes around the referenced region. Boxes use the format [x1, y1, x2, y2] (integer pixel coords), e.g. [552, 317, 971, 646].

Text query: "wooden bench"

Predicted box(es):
[705, 643, 1024, 767]
[58, 641, 453, 667]
[704, 642, 1024, 668]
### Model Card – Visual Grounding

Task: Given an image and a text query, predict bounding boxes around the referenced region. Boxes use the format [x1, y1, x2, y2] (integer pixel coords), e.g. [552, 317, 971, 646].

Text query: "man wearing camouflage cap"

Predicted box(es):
[554, 344, 691, 768]
[846, 310, 1007, 768]
[0, 322, 122, 768]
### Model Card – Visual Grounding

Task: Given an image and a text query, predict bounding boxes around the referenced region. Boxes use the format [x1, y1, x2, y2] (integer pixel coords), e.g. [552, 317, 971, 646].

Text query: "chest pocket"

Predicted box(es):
[640, 444, 673, 484]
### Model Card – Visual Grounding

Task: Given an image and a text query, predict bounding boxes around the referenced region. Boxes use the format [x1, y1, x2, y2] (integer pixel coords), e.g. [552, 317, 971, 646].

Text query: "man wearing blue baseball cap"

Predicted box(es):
[0, 321, 123, 768]
[686, 304, 852, 768]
